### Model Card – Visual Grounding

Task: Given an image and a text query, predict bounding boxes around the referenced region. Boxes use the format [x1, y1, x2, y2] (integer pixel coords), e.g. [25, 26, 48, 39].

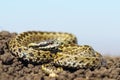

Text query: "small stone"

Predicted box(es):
[1, 52, 14, 65]
[28, 64, 34, 68]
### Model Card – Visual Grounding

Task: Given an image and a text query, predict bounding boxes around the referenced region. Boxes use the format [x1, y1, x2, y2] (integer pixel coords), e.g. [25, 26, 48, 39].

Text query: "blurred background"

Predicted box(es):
[0, 0, 120, 56]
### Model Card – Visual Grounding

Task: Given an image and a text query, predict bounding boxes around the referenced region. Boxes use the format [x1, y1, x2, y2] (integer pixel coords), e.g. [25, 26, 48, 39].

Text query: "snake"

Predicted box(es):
[8, 31, 105, 77]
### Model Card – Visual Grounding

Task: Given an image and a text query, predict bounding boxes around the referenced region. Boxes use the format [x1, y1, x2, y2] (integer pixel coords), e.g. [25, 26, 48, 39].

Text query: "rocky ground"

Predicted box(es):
[0, 31, 120, 80]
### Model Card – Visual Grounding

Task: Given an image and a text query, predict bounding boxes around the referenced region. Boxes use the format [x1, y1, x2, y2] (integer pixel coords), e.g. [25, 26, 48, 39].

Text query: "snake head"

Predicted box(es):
[28, 39, 61, 51]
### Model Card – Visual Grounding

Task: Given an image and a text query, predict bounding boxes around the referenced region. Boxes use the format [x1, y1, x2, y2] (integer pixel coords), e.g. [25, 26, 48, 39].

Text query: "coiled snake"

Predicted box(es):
[8, 31, 105, 77]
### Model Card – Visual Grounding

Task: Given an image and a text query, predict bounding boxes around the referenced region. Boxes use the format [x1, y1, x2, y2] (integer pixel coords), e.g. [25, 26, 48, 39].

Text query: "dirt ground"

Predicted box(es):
[0, 31, 120, 80]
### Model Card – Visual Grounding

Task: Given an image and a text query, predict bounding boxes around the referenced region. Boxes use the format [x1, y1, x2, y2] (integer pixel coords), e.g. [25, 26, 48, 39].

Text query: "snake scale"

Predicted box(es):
[8, 31, 105, 77]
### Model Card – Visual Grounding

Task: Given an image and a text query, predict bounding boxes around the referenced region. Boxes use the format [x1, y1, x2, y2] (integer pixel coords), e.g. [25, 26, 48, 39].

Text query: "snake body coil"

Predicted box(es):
[9, 31, 104, 69]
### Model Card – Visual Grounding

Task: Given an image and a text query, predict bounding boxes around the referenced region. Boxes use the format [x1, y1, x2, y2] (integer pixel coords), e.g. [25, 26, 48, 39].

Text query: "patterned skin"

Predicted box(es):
[8, 31, 105, 77]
